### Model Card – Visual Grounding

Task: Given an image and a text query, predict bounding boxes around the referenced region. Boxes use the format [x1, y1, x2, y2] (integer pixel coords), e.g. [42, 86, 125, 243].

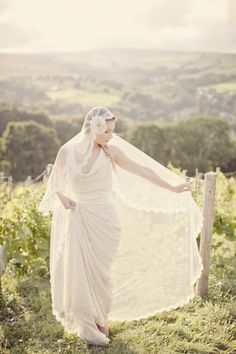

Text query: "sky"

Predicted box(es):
[0, 0, 235, 53]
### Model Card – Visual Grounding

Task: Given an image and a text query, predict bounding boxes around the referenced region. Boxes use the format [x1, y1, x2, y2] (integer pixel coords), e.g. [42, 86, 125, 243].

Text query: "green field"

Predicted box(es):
[46, 88, 121, 106]
[0, 50, 236, 122]
[201, 82, 236, 95]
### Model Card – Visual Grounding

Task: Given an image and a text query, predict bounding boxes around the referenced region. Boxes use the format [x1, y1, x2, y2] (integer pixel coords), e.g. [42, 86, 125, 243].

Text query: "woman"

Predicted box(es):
[38, 106, 203, 346]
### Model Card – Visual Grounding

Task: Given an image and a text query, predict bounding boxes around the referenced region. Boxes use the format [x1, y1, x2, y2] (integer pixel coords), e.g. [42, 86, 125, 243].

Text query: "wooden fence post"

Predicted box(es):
[0, 245, 6, 277]
[7, 176, 13, 200]
[24, 176, 32, 186]
[196, 171, 217, 296]
[43, 163, 53, 182]
[0, 172, 4, 184]
[0, 244, 6, 300]
[46, 163, 53, 177]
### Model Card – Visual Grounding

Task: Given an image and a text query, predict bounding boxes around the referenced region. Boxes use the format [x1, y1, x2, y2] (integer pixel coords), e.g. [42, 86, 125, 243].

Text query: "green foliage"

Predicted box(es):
[0, 120, 60, 180]
[167, 161, 188, 179]
[125, 117, 236, 175]
[170, 117, 235, 175]
[211, 169, 236, 245]
[52, 116, 84, 145]
[0, 185, 51, 276]
[214, 210, 236, 242]
[215, 169, 236, 215]
[125, 123, 170, 164]
[0, 106, 52, 136]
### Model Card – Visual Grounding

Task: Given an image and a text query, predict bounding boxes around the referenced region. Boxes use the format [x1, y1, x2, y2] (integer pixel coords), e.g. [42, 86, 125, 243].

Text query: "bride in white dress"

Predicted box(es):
[38, 106, 204, 346]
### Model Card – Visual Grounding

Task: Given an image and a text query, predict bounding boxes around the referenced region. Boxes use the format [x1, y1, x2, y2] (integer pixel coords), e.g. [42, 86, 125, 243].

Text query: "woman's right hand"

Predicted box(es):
[56, 191, 76, 210]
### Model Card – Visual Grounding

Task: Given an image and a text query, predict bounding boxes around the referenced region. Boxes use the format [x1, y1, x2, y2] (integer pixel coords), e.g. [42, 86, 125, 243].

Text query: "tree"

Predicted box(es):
[0, 121, 59, 180]
[125, 124, 168, 164]
[124, 117, 236, 175]
[168, 117, 236, 174]
[53, 117, 84, 145]
[0, 107, 52, 136]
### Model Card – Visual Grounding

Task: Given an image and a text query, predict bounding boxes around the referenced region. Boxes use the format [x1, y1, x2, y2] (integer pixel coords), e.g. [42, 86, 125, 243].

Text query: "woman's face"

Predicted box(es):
[95, 119, 116, 146]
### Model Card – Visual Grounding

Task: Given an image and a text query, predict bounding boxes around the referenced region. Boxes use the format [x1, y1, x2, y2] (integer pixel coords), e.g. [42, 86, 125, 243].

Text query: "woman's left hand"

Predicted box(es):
[172, 182, 192, 193]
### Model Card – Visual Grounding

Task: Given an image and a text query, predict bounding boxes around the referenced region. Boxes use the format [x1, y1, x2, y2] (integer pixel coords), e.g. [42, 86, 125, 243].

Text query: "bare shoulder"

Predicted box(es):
[57, 144, 67, 156]
[106, 144, 124, 159]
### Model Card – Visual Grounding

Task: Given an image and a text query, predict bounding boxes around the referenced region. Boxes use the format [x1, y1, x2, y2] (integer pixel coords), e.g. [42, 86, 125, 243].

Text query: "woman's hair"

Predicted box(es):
[106, 116, 117, 121]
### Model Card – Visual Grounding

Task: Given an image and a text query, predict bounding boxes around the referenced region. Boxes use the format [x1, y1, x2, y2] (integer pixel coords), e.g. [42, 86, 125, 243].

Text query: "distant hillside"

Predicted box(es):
[0, 49, 235, 124]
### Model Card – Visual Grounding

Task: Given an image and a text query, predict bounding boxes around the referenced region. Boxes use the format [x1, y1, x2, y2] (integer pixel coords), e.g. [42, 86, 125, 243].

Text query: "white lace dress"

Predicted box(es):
[50, 147, 121, 345]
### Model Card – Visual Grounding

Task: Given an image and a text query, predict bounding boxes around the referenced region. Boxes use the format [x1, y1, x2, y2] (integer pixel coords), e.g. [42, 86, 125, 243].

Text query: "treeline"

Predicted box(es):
[125, 118, 236, 175]
[0, 106, 81, 180]
[0, 106, 235, 180]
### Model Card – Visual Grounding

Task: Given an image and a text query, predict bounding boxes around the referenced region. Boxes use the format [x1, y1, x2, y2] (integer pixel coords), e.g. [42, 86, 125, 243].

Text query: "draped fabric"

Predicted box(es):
[38, 106, 204, 345]
[107, 134, 204, 320]
[49, 149, 121, 345]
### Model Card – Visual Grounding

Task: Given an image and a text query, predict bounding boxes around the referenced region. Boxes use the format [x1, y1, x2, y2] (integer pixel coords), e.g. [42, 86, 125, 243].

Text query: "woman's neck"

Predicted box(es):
[93, 142, 105, 150]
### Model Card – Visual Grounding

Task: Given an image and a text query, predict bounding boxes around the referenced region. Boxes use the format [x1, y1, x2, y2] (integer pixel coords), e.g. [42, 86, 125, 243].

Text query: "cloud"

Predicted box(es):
[226, 0, 236, 42]
[137, 0, 236, 52]
[0, 0, 9, 13]
[0, 0, 235, 53]
[0, 0, 38, 49]
[138, 0, 194, 30]
[189, 0, 236, 52]
[0, 22, 36, 48]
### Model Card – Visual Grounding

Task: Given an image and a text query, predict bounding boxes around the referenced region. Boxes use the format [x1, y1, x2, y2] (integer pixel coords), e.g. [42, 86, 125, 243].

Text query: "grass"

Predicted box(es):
[0, 239, 236, 354]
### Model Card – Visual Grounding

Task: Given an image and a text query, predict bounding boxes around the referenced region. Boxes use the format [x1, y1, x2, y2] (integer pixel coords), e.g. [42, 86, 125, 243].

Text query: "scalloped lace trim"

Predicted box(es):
[53, 309, 110, 345]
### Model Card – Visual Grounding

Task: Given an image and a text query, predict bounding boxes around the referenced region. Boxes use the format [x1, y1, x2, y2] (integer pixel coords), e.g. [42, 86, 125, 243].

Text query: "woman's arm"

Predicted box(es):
[108, 145, 191, 193]
[52, 146, 76, 209]
[56, 191, 76, 209]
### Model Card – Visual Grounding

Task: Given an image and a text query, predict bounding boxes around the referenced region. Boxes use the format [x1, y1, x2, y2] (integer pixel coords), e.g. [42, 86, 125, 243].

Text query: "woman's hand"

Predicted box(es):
[56, 191, 76, 210]
[171, 182, 192, 193]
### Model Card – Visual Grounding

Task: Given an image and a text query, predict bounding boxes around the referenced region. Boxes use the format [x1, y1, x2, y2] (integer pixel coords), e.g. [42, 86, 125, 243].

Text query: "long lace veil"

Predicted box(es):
[38, 106, 204, 321]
